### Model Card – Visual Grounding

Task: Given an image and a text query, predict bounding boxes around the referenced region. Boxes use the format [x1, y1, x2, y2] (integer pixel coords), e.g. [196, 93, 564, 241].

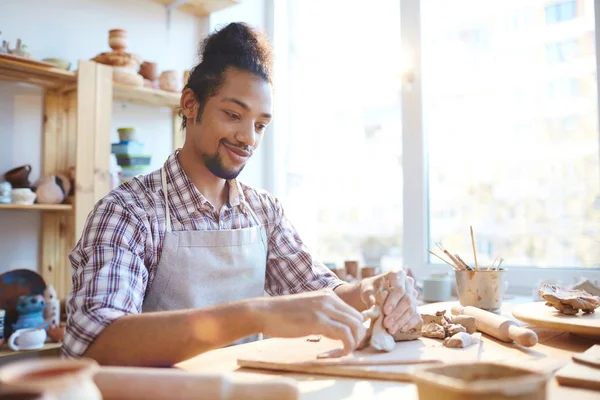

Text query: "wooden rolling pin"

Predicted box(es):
[452, 304, 538, 347]
[94, 367, 298, 400]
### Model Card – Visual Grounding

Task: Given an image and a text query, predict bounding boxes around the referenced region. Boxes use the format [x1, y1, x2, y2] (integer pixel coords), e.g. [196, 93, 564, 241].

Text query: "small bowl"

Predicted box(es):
[117, 127, 138, 142]
[411, 362, 549, 400]
[42, 58, 71, 70]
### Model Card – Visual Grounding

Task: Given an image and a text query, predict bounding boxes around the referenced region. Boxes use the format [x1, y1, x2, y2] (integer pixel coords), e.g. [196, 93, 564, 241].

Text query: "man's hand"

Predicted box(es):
[359, 270, 420, 335]
[253, 290, 366, 356]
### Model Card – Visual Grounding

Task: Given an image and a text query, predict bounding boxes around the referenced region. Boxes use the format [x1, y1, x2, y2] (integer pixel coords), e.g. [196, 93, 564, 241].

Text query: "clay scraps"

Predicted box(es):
[420, 310, 479, 348]
[539, 284, 600, 315]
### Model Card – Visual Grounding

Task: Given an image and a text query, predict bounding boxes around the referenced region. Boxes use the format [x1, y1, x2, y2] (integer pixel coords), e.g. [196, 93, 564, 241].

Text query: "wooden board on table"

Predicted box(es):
[556, 345, 600, 391]
[237, 335, 482, 382]
[512, 302, 600, 338]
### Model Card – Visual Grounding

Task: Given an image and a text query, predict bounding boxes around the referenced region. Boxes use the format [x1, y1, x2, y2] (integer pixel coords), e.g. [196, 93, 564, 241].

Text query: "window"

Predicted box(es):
[546, 40, 578, 64]
[273, 0, 600, 293]
[423, 0, 599, 270]
[275, 0, 404, 269]
[545, 1, 577, 24]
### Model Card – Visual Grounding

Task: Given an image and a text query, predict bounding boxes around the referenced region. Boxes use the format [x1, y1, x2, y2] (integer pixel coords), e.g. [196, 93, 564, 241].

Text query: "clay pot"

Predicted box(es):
[108, 29, 127, 52]
[34, 176, 65, 204]
[4, 164, 32, 189]
[159, 70, 180, 93]
[139, 61, 158, 81]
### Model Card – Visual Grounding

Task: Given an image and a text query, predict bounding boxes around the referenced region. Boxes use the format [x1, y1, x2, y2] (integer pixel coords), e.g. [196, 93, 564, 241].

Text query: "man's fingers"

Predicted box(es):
[383, 270, 407, 314]
[401, 312, 423, 332]
[384, 294, 412, 331]
[324, 305, 366, 349]
[328, 292, 364, 323]
[324, 320, 355, 354]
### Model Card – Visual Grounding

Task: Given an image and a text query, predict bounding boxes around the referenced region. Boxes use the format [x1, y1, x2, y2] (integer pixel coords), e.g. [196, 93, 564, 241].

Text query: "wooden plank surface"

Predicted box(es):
[0, 53, 75, 88]
[178, 301, 600, 400]
[512, 302, 600, 338]
[114, 83, 180, 108]
[556, 345, 600, 391]
[0, 203, 72, 211]
[151, 0, 240, 17]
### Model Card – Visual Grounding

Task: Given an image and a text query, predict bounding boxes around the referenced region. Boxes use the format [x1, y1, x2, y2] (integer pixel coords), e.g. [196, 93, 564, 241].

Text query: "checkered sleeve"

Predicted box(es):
[264, 196, 344, 295]
[62, 199, 149, 358]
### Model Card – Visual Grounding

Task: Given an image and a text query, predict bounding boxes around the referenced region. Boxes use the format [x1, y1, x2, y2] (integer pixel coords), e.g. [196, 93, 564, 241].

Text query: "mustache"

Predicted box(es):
[221, 139, 253, 155]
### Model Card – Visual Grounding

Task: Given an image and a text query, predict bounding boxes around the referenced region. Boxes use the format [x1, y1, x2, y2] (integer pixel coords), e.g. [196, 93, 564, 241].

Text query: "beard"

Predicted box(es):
[203, 150, 245, 180]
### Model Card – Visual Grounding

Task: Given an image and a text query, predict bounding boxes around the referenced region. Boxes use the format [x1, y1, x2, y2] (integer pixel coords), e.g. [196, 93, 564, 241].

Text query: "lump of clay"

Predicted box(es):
[421, 322, 445, 339]
[393, 317, 422, 342]
[539, 284, 600, 315]
[421, 310, 447, 325]
[443, 332, 480, 348]
[358, 279, 396, 352]
[444, 324, 467, 337]
[450, 315, 477, 334]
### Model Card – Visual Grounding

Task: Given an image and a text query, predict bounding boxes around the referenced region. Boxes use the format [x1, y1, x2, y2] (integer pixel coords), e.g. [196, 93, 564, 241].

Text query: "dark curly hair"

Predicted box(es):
[181, 22, 273, 129]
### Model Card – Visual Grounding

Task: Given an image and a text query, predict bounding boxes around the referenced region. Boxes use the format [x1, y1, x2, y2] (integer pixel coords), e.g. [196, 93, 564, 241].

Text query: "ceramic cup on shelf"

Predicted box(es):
[0, 181, 11, 203]
[159, 70, 180, 92]
[11, 188, 36, 205]
[139, 61, 158, 81]
[108, 29, 127, 52]
[8, 328, 47, 351]
[0, 358, 102, 400]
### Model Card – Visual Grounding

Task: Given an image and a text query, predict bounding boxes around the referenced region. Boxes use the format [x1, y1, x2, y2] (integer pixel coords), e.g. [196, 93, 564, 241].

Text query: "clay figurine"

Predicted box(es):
[13, 295, 46, 330]
[357, 278, 396, 352]
[443, 332, 480, 348]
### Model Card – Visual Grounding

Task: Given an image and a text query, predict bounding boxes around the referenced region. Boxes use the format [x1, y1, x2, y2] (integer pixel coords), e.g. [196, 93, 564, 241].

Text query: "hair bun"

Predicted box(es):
[201, 22, 272, 63]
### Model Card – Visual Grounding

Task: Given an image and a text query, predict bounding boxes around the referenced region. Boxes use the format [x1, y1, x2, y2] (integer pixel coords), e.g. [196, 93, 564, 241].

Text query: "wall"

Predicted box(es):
[0, 0, 207, 274]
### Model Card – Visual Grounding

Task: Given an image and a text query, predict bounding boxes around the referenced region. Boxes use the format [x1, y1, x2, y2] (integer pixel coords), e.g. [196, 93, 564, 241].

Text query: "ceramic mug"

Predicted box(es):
[423, 273, 452, 302]
[4, 164, 31, 188]
[0, 358, 102, 400]
[9, 328, 47, 351]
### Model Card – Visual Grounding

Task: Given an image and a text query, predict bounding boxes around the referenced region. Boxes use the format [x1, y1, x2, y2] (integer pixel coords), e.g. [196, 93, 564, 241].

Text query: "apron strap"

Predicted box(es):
[161, 169, 172, 232]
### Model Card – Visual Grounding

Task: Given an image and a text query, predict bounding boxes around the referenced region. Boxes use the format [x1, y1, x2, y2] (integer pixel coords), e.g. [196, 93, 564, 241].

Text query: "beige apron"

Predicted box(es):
[142, 169, 268, 343]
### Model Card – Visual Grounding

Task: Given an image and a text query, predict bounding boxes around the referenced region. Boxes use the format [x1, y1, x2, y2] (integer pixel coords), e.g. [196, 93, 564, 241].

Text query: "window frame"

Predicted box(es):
[267, 0, 600, 295]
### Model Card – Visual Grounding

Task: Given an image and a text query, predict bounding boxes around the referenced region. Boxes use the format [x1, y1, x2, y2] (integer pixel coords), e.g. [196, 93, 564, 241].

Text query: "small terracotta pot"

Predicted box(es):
[109, 29, 127, 52]
[4, 165, 32, 189]
[140, 61, 158, 81]
[159, 70, 180, 93]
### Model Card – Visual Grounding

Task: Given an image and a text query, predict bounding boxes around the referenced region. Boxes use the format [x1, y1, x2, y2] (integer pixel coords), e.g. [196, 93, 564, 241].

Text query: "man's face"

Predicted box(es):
[186, 68, 273, 180]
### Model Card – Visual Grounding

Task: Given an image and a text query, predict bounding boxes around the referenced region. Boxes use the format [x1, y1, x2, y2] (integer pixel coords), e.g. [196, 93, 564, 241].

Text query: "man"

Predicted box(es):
[64, 22, 420, 366]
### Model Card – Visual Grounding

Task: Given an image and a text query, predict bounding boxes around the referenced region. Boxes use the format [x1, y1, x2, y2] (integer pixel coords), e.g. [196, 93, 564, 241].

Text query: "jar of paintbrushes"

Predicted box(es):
[428, 226, 506, 313]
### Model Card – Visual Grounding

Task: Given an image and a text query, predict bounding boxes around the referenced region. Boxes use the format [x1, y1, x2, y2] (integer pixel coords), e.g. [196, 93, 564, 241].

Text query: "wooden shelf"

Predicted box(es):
[0, 342, 62, 358]
[151, 0, 241, 17]
[113, 83, 180, 108]
[0, 203, 73, 212]
[0, 54, 76, 89]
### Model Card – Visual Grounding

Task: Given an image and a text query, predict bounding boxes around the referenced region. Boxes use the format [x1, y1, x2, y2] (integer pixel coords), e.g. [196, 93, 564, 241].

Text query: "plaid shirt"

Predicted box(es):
[63, 152, 343, 358]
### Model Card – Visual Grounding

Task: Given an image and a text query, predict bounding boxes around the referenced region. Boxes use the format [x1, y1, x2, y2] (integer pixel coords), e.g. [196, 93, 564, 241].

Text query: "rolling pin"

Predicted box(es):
[94, 367, 298, 400]
[452, 304, 538, 347]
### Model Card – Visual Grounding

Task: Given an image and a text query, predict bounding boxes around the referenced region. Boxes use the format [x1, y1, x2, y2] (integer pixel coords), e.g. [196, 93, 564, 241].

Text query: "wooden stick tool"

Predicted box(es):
[452, 304, 538, 347]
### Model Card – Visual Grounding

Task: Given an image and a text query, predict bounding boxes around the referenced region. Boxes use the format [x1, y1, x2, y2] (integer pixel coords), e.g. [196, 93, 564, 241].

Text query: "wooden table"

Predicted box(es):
[177, 302, 600, 399]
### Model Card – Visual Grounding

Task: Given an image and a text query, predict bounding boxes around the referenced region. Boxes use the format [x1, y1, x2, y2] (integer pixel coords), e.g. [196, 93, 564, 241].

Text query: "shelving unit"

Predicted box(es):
[150, 0, 240, 17]
[0, 56, 185, 300]
[0, 204, 73, 211]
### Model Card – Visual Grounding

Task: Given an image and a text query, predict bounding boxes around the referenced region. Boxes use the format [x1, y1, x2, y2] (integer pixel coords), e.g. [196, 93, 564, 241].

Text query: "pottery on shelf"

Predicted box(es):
[140, 61, 158, 81]
[4, 164, 32, 189]
[109, 29, 127, 52]
[13, 295, 45, 331]
[41, 58, 71, 70]
[11, 189, 36, 205]
[34, 176, 65, 204]
[159, 70, 180, 93]
[7, 39, 32, 59]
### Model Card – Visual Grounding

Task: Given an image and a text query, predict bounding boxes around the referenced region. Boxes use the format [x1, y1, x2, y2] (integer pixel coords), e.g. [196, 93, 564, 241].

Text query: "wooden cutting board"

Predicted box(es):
[237, 334, 482, 381]
[556, 345, 600, 391]
[512, 302, 600, 338]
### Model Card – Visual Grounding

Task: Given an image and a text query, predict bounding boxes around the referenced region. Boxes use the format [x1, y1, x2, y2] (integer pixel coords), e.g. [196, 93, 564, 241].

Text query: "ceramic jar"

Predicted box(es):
[34, 176, 64, 204]
[159, 70, 180, 92]
[0, 358, 102, 400]
[140, 61, 158, 81]
[109, 29, 127, 52]
[4, 164, 32, 188]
